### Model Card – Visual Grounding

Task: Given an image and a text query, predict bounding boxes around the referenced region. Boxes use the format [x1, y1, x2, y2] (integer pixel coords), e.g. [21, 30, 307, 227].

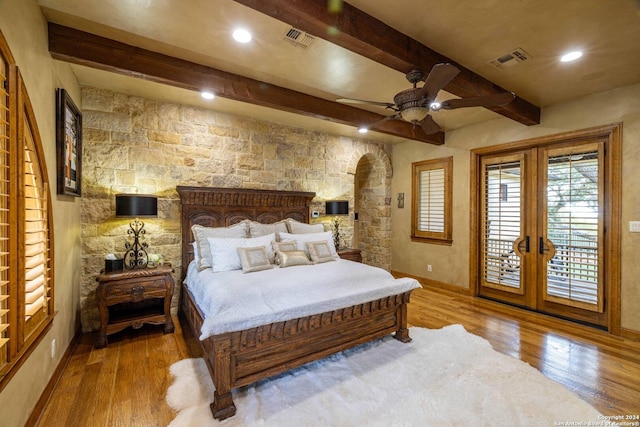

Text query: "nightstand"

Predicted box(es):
[95, 264, 175, 348]
[337, 248, 362, 263]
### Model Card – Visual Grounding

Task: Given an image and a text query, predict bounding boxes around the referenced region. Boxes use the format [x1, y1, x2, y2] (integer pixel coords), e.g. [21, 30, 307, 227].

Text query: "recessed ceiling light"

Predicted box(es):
[201, 91, 215, 100]
[358, 127, 368, 134]
[560, 50, 583, 63]
[232, 28, 252, 43]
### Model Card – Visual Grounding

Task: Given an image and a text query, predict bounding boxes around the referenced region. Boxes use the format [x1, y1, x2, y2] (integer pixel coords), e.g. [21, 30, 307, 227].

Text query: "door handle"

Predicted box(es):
[525, 236, 530, 253]
[539, 237, 544, 255]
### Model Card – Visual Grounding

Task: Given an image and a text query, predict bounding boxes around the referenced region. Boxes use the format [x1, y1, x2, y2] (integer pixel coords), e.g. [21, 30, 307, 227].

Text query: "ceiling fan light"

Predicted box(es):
[400, 106, 429, 123]
[430, 102, 442, 111]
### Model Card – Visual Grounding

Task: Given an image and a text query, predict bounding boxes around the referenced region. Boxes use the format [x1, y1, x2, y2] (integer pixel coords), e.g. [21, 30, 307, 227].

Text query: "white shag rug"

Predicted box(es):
[166, 325, 601, 426]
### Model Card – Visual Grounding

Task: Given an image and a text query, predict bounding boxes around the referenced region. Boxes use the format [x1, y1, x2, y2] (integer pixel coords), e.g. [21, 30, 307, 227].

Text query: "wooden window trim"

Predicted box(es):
[0, 29, 55, 392]
[411, 156, 453, 245]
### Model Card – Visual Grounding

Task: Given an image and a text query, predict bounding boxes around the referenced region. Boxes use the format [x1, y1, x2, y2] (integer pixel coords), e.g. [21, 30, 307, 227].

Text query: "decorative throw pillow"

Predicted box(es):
[191, 221, 248, 270]
[306, 241, 337, 264]
[279, 250, 312, 268]
[248, 220, 288, 239]
[279, 231, 339, 259]
[285, 218, 324, 234]
[272, 240, 298, 265]
[237, 246, 273, 273]
[207, 233, 276, 272]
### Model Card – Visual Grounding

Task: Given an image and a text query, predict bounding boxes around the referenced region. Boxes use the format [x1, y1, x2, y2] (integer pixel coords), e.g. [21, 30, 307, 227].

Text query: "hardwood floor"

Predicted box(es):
[34, 286, 640, 426]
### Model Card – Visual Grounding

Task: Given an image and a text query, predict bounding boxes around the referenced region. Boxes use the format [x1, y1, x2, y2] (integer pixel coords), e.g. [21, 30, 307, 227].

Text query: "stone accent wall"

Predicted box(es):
[355, 153, 392, 267]
[79, 86, 392, 331]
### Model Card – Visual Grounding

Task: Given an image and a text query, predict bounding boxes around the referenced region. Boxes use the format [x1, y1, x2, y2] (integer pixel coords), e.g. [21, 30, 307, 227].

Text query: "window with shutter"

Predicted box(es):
[0, 29, 55, 389]
[0, 41, 10, 370]
[411, 157, 453, 244]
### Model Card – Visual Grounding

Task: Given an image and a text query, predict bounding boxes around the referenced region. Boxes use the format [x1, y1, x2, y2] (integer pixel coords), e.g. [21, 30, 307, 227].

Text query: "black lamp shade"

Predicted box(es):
[116, 194, 158, 217]
[325, 200, 349, 215]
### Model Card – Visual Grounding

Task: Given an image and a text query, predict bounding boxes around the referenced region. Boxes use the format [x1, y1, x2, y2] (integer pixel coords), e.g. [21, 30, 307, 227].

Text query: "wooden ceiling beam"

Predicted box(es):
[47, 23, 443, 145]
[233, 0, 541, 126]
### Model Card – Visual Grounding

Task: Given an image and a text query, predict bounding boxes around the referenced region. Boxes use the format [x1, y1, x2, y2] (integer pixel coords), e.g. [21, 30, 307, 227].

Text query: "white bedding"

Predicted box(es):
[184, 259, 421, 340]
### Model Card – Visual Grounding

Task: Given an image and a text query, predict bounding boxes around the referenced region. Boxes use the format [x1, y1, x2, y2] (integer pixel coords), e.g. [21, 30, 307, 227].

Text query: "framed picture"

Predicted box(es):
[56, 88, 82, 196]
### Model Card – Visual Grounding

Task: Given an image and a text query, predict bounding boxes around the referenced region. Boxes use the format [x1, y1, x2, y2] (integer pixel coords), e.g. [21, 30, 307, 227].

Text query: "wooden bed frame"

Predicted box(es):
[177, 186, 414, 420]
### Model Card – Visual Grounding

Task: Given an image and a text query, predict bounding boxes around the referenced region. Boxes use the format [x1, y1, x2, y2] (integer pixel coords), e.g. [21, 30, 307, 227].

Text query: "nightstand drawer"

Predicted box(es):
[105, 279, 167, 300]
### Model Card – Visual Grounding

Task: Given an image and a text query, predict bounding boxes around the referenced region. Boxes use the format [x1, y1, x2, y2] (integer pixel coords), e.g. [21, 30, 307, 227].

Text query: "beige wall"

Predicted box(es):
[0, 0, 82, 426]
[79, 86, 392, 331]
[391, 82, 640, 333]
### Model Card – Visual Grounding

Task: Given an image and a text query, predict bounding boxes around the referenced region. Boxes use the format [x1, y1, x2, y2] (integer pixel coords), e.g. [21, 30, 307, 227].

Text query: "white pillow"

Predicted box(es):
[279, 231, 338, 259]
[207, 233, 275, 272]
[192, 221, 248, 270]
[248, 220, 288, 239]
[285, 218, 324, 234]
[237, 246, 273, 273]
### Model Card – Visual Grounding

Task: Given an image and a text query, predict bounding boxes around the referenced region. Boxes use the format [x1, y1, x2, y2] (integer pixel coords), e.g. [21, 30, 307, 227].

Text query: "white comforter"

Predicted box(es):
[184, 259, 421, 340]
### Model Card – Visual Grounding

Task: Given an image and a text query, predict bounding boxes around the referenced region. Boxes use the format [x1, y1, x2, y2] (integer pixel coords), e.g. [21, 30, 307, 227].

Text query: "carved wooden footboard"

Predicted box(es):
[180, 283, 412, 419]
[177, 186, 413, 420]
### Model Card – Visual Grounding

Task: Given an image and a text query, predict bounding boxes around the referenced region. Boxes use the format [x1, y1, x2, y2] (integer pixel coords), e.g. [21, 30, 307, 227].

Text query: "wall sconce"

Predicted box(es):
[325, 200, 349, 249]
[116, 194, 158, 269]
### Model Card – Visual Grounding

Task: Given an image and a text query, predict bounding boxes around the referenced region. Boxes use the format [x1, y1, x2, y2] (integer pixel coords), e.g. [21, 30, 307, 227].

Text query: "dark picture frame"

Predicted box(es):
[56, 88, 82, 196]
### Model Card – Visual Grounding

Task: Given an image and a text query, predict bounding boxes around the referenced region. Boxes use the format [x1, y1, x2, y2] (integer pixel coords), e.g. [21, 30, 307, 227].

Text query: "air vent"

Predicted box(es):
[283, 27, 315, 48]
[489, 47, 530, 69]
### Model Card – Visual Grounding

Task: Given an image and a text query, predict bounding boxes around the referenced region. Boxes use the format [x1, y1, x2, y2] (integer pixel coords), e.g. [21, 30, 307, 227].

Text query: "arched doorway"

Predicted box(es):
[351, 148, 393, 270]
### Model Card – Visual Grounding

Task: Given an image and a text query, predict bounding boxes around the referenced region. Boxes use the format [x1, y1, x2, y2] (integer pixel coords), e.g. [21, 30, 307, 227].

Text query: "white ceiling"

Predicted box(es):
[39, 0, 640, 144]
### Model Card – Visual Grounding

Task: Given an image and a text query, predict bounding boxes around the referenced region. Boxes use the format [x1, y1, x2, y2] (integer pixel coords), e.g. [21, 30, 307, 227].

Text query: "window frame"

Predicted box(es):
[411, 156, 453, 245]
[0, 29, 55, 392]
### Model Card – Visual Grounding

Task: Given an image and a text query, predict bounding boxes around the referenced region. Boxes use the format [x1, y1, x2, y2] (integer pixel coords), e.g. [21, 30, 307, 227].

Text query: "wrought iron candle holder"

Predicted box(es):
[325, 200, 349, 250]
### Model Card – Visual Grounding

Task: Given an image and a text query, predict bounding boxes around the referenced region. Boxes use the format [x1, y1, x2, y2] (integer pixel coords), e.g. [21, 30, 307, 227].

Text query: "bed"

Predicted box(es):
[177, 186, 419, 420]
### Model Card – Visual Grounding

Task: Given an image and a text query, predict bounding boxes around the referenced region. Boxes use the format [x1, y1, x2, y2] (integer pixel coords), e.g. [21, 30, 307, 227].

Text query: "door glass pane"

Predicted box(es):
[546, 151, 599, 306]
[483, 160, 522, 289]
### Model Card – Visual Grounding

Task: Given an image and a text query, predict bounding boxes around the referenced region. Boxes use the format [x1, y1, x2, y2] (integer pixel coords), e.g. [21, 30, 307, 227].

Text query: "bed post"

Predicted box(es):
[210, 335, 237, 420]
[394, 293, 412, 343]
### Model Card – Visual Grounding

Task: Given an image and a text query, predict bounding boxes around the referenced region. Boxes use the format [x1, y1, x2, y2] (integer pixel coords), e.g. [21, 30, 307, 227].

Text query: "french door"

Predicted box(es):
[474, 127, 620, 329]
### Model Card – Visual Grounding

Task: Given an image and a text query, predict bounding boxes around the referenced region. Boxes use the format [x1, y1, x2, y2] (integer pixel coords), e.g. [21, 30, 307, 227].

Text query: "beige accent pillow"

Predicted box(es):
[306, 241, 337, 264]
[248, 220, 288, 239]
[192, 221, 248, 270]
[279, 250, 312, 268]
[237, 246, 273, 273]
[285, 218, 324, 234]
[272, 241, 298, 265]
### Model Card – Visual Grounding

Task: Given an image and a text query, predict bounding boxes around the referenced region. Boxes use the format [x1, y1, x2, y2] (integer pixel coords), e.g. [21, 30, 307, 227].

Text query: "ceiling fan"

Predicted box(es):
[337, 63, 516, 135]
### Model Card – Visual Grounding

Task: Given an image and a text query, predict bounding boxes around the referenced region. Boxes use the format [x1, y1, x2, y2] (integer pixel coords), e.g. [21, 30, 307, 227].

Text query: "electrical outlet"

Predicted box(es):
[51, 339, 56, 358]
[427, 264, 432, 272]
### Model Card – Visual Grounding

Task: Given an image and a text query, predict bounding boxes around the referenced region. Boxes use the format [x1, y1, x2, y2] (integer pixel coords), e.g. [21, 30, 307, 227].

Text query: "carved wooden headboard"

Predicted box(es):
[177, 186, 315, 278]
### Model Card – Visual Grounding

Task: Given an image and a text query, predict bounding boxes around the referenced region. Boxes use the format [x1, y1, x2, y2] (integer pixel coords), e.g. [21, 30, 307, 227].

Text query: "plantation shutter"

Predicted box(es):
[419, 168, 445, 232]
[0, 49, 9, 367]
[23, 113, 51, 334]
[411, 157, 452, 244]
[482, 157, 523, 291]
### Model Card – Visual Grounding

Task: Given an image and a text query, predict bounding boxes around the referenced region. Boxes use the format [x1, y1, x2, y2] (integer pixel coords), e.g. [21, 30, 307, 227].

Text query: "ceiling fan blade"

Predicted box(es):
[420, 63, 460, 100]
[440, 92, 516, 110]
[418, 114, 442, 135]
[365, 113, 402, 130]
[336, 98, 396, 109]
